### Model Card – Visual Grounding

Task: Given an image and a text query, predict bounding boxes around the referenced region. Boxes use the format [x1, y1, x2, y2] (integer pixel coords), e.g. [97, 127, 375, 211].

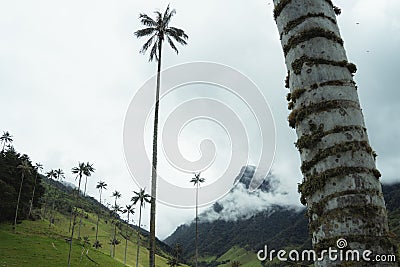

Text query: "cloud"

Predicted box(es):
[198, 168, 303, 223]
[1, 0, 399, 239]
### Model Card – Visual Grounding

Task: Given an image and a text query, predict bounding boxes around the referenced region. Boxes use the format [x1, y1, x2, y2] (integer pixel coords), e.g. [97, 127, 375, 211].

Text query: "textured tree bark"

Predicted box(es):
[136, 205, 142, 267]
[149, 39, 163, 267]
[272, 0, 397, 266]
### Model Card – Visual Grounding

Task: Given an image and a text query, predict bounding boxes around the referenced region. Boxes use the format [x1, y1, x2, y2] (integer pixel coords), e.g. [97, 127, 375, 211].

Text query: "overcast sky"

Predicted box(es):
[1, 0, 399, 239]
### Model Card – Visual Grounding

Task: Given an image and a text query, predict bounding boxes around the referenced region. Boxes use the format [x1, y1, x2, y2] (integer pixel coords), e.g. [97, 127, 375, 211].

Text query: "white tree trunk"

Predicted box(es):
[272, 0, 397, 266]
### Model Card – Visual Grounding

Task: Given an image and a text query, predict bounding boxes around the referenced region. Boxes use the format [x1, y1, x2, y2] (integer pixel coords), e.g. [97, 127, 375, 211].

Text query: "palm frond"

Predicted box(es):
[134, 27, 156, 38]
[154, 11, 163, 24]
[167, 36, 179, 54]
[149, 41, 159, 62]
[138, 13, 157, 27]
[140, 35, 156, 54]
[166, 27, 188, 45]
[131, 197, 138, 204]
[163, 5, 176, 27]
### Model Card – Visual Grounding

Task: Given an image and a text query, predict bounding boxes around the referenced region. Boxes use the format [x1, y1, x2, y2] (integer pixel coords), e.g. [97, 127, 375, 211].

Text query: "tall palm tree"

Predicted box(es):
[14, 160, 32, 231]
[55, 168, 65, 181]
[45, 169, 57, 225]
[78, 162, 95, 239]
[94, 181, 107, 249]
[83, 162, 95, 197]
[0, 131, 13, 152]
[67, 162, 87, 267]
[134, 6, 188, 266]
[272, 1, 396, 266]
[190, 173, 205, 267]
[111, 191, 122, 258]
[45, 170, 57, 180]
[28, 162, 43, 218]
[48, 168, 64, 227]
[131, 188, 151, 267]
[123, 204, 135, 265]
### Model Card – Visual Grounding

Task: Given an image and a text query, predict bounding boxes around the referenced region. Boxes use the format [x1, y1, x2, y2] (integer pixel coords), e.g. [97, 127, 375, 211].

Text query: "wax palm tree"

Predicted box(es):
[14, 160, 32, 231]
[28, 162, 43, 218]
[83, 162, 95, 197]
[94, 181, 107, 249]
[111, 191, 122, 258]
[190, 173, 205, 267]
[0, 131, 13, 152]
[134, 6, 188, 266]
[132, 188, 151, 267]
[123, 204, 135, 265]
[45, 169, 57, 224]
[110, 203, 123, 258]
[78, 162, 95, 239]
[55, 168, 65, 181]
[272, 1, 396, 265]
[46, 170, 57, 180]
[67, 162, 87, 266]
[49, 168, 64, 227]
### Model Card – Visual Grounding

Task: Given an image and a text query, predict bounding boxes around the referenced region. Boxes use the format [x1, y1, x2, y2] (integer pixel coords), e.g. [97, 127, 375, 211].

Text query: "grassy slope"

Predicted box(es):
[217, 246, 259, 267]
[0, 211, 187, 267]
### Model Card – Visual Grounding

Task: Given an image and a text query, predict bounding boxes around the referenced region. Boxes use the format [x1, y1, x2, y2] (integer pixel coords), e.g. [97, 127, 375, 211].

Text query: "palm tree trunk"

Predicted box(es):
[195, 184, 198, 267]
[124, 212, 130, 265]
[78, 176, 88, 239]
[110, 222, 113, 257]
[28, 172, 38, 218]
[13, 173, 24, 232]
[68, 205, 73, 233]
[95, 189, 102, 246]
[67, 176, 82, 267]
[136, 205, 142, 267]
[49, 199, 55, 228]
[113, 223, 117, 258]
[149, 39, 163, 267]
[272, 0, 396, 266]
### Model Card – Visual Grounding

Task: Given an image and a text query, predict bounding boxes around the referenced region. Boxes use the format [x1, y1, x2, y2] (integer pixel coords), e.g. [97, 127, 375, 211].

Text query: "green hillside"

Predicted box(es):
[0, 210, 180, 267]
[0, 147, 187, 266]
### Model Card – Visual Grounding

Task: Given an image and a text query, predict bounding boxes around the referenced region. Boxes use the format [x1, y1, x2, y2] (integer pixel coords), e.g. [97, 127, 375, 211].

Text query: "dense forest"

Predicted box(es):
[0, 147, 45, 222]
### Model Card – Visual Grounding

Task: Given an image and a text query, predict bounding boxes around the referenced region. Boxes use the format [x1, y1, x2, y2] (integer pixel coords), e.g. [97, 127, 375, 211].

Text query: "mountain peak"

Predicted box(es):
[233, 165, 276, 193]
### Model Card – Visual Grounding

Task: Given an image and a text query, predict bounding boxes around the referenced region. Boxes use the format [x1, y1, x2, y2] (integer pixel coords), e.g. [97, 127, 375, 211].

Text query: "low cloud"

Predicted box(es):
[198, 166, 303, 222]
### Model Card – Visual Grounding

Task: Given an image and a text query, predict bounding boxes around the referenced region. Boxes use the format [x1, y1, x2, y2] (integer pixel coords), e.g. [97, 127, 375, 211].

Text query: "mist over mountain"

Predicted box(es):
[199, 165, 301, 223]
[165, 166, 400, 263]
[165, 165, 309, 258]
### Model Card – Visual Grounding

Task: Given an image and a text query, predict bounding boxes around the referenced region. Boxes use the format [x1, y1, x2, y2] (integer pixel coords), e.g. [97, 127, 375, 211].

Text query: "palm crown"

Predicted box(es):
[55, 169, 65, 180]
[71, 162, 86, 179]
[132, 188, 151, 207]
[134, 5, 188, 62]
[96, 181, 107, 190]
[34, 163, 43, 172]
[1, 131, 13, 151]
[84, 162, 95, 177]
[18, 160, 32, 176]
[112, 190, 121, 199]
[46, 169, 57, 180]
[190, 173, 205, 186]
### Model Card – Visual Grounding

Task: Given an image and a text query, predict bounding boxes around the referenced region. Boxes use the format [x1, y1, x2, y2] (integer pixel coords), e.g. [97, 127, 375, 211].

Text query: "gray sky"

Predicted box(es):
[1, 0, 399, 239]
